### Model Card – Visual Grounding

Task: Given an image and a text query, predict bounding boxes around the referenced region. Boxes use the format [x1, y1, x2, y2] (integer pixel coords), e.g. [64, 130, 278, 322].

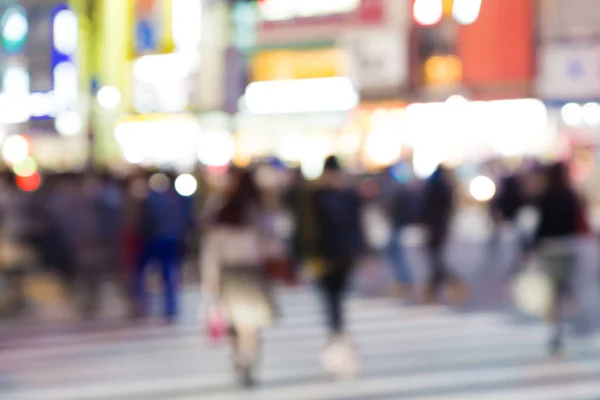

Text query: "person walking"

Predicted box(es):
[533, 162, 583, 354]
[201, 168, 274, 387]
[420, 165, 466, 304]
[381, 167, 416, 298]
[135, 172, 193, 322]
[311, 156, 364, 377]
[489, 174, 528, 276]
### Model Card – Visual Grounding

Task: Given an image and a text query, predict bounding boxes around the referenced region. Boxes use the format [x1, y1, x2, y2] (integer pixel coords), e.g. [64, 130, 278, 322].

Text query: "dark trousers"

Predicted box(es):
[318, 258, 353, 334]
[427, 227, 453, 296]
[134, 238, 180, 317]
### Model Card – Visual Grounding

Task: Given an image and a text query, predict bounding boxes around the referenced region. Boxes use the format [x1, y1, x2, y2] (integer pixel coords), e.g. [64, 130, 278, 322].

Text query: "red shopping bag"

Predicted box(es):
[205, 301, 228, 344]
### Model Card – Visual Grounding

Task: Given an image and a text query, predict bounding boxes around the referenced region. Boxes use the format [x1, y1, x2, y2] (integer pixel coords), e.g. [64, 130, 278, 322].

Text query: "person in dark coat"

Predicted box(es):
[420, 165, 466, 304]
[489, 174, 528, 273]
[311, 156, 363, 377]
[135, 172, 193, 321]
[381, 167, 417, 297]
[533, 162, 582, 354]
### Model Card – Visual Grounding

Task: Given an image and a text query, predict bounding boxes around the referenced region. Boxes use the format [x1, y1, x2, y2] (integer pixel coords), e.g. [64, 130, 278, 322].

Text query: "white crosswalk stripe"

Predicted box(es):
[1, 287, 599, 400]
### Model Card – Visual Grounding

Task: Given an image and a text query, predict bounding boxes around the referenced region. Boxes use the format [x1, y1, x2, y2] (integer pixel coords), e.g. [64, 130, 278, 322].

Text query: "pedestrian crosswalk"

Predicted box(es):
[1, 287, 599, 400]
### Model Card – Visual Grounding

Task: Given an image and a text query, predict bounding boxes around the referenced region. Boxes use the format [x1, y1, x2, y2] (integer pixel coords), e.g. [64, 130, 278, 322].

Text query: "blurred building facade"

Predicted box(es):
[231, 0, 412, 174]
[0, 0, 87, 171]
[536, 0, 600, 201]
[407, 0, 552, 178]
[3, 0, 600, 182]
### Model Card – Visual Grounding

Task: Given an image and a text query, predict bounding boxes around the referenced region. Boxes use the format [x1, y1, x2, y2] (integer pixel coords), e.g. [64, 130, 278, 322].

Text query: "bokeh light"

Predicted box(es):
[97, 86, 122, 109]
[452, 0, 482, 25]
[469, 175, 496, 202]
[174, 174, 198, 197]
[301, 154, 325, 180]
[561, 103, 582, 126]
[16, 172, 40, 192]
[55, 111, 83, 136]
[2, 6, 28, 51]
[197, 131, 235, 167]
[2, 135, 29, 164]
[582, 102, 600, 125]
[149, 173, 170, 193]
[12, 156, 37, 177]
[413, 0, 443, 26]
[53, 9, 78, 55]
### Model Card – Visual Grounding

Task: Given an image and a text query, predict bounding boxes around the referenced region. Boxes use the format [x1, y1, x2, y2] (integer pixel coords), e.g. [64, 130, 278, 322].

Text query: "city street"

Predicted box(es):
[2, 285, 600, 400]
[2, 209, 600, 399]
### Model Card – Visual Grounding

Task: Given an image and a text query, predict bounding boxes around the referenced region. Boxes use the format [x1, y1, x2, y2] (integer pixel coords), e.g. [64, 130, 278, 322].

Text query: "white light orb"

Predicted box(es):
[55, 111, 82, 136]
[561, 103, 582, 126]
[582, 102, 600, 125]
[301, 155, 325, 180]
[123, 148, 144, 164]
[2, 135, 29, 164]
[365, 131, 402, 167]
[53, 9, 77, 55]
[97, 86, 122, 109]
[413, 0, 443, 26]
[12, 156, 37, 177]
[453, 0, 482, 25]
[3, 64, 29, 96]
[470, 175, 496, 202]
[2, 7, 28, 43]
[197, 131, 235, 167]
[174, 173, 197, 197]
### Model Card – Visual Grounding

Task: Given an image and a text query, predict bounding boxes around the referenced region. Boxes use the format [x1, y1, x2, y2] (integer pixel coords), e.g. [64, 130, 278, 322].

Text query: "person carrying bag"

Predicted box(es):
[529, 162, 581, 355]
[200, 168, 275, 387]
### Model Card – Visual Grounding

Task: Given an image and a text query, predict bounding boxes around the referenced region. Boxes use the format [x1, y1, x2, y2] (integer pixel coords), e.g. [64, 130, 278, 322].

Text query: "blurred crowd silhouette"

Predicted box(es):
[0, 156, 598, 384]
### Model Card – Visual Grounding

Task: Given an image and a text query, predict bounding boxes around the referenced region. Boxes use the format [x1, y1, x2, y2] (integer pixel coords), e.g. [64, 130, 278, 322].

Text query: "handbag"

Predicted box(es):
[204, 298, 228, 344]
[511, 257, 553, 318]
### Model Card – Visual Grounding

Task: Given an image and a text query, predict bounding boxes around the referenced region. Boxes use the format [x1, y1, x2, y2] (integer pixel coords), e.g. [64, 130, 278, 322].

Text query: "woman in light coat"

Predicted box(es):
[201, 168, 274, 386]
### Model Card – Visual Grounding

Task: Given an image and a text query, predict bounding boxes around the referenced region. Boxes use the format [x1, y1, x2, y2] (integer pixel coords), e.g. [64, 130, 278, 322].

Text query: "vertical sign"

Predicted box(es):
[135, 0, 158, 53]
[135, 0, 173, 54]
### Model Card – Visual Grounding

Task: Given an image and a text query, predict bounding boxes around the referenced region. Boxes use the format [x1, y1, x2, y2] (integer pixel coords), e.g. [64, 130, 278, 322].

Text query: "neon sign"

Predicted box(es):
[413, 0, 482, 26]
[259, 0, 360, 21]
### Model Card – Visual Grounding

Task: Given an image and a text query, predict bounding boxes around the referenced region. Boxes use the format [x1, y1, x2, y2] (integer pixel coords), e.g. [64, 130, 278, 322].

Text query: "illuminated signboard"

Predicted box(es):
[251, 49, 347, 81]
[259, 0, 361, 21]
[134, 0, 174, 54]
[136, 0, 159, 52]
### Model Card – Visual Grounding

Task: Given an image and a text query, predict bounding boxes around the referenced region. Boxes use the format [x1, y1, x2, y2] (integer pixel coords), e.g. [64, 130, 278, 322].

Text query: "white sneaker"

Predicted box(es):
[321, 335, 361, 379]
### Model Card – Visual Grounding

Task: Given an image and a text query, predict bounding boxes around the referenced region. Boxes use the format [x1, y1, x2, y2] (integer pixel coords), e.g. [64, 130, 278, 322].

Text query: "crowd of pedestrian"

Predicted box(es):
[0, 156, 597, 386]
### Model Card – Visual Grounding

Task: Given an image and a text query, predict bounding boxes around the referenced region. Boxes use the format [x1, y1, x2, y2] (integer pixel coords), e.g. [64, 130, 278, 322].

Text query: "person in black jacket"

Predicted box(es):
[311, 156, 364, 377]
[534, 162, 581, 354]
[420, 165, 466, 304]
[489, 174, 528, 274]
[313, 157, 364, 337]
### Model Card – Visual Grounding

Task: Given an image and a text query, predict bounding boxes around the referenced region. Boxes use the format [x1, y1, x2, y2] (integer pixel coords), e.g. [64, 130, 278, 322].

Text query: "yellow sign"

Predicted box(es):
[251, 49, 347, 82]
